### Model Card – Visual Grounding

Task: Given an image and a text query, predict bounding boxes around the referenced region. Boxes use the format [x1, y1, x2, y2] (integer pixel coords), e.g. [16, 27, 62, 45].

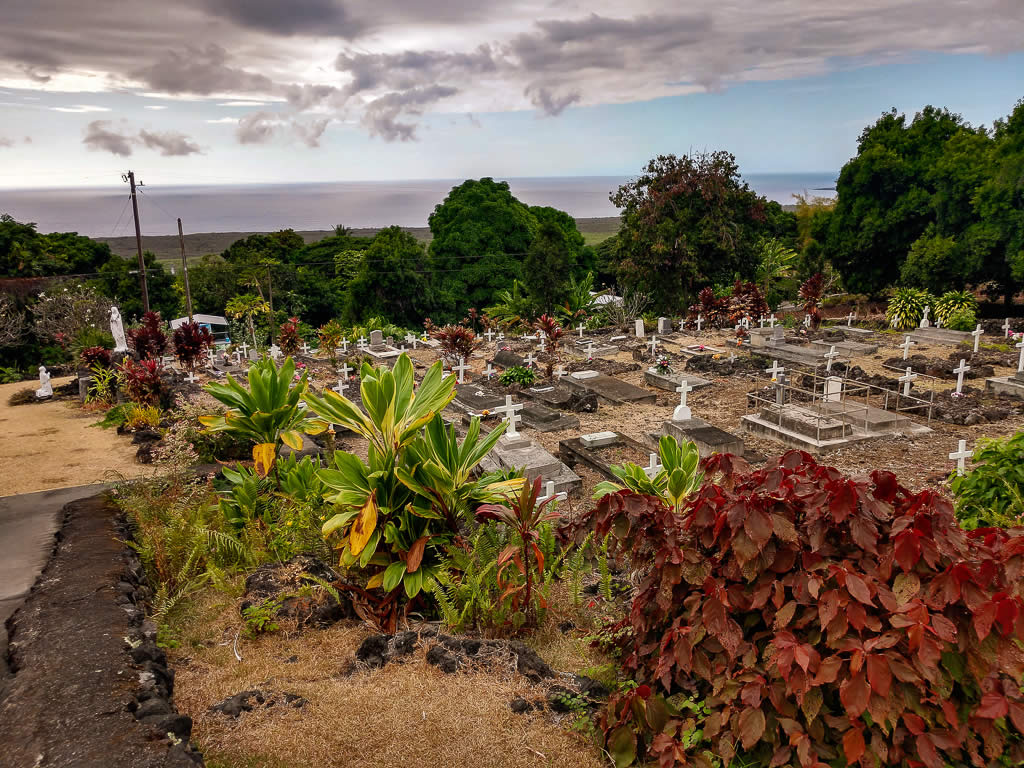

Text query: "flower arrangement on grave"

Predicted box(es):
[292, 361, 307, 382]
[652, 356, 672, 374]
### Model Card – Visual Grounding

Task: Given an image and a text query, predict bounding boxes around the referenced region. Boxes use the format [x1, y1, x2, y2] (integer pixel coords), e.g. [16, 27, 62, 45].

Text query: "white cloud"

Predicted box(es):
[50, 104, 110, 113]
[218, 100, 269, 107]
[143, 105, 168, 110]
[205, 117, 238, 124]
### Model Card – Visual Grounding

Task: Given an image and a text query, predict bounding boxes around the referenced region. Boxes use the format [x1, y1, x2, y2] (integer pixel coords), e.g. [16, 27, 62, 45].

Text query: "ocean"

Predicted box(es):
[0, 173, 837, 238]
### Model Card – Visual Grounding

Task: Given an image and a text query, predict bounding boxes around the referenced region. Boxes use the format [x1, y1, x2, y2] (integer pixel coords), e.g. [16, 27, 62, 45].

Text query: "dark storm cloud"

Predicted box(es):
[362, 84, 458, 141]
[131, 44, 275, 96]
[83, 120, 135, 156]
[200, 0, 356, 36]
[525, 85, 581, 116]
[335, 46, 497, 98]
[138, 129, 202, 156]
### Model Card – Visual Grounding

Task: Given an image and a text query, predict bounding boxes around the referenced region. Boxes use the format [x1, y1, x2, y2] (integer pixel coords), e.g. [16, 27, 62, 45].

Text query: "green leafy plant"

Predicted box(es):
[317, 319, 345, 364]
[755, 237, 797, 305]
[242, 597, 282, 637]
[593, 436, 704, 514]
[557, 271, 607, 324]
[951, 432, 1024, 529]
[485, 279, 533, 329]
[0, 365, 25, 384]
[886, 287, 934, 330]
[945, 307, 978, 331]
[86, 362, 117, 404]
[92, 402, 132, 429]
[226, 293, 270, 350]
[123, 404, 161, 430]
[498, 365, 536, 386]
[587, 450, 1024, 768]
[933, 290, 978, 326]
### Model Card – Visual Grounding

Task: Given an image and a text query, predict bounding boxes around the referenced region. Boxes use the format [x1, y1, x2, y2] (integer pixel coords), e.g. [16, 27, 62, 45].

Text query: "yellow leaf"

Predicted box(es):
[349, 491, 378, 556]
[253, 443, 276, 477]
[280, 430, 304, 450]
[366, 572, 385, 589]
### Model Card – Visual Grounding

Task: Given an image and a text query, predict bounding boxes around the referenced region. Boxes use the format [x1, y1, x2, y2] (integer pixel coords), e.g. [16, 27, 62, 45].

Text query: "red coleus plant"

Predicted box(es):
[431, 323, 479, 365]
[686, 287, 728, 329]
[799, 273, 825, 330]
[118, 358, 168, 407]
[128, 311, 169, 360]
[79, 345, 112, 370]
[172, 320, 213, 372]
[587, 450, 1024, 768]
[728, 280, 770, 326]
[278, 316, 301, 356]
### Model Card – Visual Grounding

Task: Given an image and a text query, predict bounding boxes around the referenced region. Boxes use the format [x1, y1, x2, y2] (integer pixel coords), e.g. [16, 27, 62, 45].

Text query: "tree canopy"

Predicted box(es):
[346, 226, 430, 328]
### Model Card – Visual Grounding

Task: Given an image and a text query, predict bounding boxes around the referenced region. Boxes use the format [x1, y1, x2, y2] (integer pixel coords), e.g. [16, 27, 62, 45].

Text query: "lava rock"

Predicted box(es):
[140, 712, 193, 741]
[566, 391, 599, 413]
[508, 641, 554, 682]
[241, 555, 353, 627]
[209, 690, 265, 717]
[355, 635, 392, 668]
[425, 644, 460, 674]
[574, 675, 611, 700]
[510, 698, 533, 714]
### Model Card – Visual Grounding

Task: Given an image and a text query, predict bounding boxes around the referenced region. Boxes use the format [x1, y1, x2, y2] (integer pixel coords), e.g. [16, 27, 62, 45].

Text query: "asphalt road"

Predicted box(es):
[0, 484, 109, 676]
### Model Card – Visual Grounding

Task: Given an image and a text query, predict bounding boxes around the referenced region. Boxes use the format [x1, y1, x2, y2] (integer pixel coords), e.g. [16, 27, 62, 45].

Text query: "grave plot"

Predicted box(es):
[682, 351, 773, 376]
[882, 353, 995, 380]
[642, 367, 713, 392]
[910, 326, 973, 346]
[660, 418, 745, 458]
[561, 370, 656, 406]
[558, 431, 655, 482]
[988, 369, 1024, 400]
[451, 384, 581, 433]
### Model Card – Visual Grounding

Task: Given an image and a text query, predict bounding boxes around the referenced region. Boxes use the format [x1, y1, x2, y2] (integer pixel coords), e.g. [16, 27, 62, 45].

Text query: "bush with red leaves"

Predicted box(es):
[686, 287, 728, 329]
[79, 346, 112, 370]
[728, 280, 770, 325]
[172, 320, 213, 372]
[128, 311, 169, 360]
[431, 323, 478, 364]
[588, 450, 1024, 768]
[118, 358, 169, 407]
[534, 314, 564, 354]
[278, 316, 301, 356]
[800, 273, 825, 330]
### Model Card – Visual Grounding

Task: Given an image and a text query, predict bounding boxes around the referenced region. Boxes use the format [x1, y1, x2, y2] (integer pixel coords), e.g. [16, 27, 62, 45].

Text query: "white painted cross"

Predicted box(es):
[454, 356, 470, 384]
[803, 314, 812, 328]
[949, 439, 973, 476]
[522, 331, 537, 341]
[649, 335, 658, 356]
[484, 363, 495, 380]
[643, 453, 664, 479]
[497, 332, 505, 341]
[578, 323, 585, 338]
[301, 341, 311, 355]
[184, 372, 199, 384]
[493, 395, 523, 438]
[846, 312, 856, 326]
[674, 380, 693, 421]
[339, 362, 352, 379]
[405, 333, 418, 349]
[207, 348, 216, 365]
[421, 331, 430, 343]
[538, 336, 547, 353]
[1003, 318, 1012, 338]
[899, 366, 918, 396]
[823, 345, 840, 372]
[1017, 340, 1024, 374]
[233, 350, 243, 365]
[539, 480, 568, 504]
[758, 316, 766, 329]
[357, 335, 368, 348]
[972, 324, 984, 354]
[740, 316, 750, 330]
[766, 360, 785, 380]
[728, 352, 737, 364]
[901, 335, 915, 361]
[768, 315, 777, 328]
[485, 329, 495, 342]
[340, 338, 349, 354]
[696, 314, 704, 332]
[554, 365, 566, 380]
[920, 306, 931, 328]
[953, 358, 970, 394]
[524, 352, 536, 368]
[332, 376, 347, 395]
[239, 342, 250, 357]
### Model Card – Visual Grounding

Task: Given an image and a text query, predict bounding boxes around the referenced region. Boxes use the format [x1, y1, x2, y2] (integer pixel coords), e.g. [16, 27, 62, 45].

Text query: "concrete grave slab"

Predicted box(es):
[660, 418, 744, 457]
[581, 431, 619, 448]
[986, 374, 1024, 399]
[563, 372, 657, 406]
[643, 369, 713, 392]
[910, 327, 972, 346]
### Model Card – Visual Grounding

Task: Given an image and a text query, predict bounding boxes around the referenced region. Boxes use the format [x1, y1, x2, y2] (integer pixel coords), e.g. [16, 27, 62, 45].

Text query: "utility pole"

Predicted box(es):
[178, 217, 193, 320]
[122, 171, 149, 313]
[266, 265, 275, 343]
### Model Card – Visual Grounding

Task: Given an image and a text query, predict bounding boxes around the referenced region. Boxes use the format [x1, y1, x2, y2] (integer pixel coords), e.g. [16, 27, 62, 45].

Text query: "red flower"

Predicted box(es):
[636, 685, 652, 699]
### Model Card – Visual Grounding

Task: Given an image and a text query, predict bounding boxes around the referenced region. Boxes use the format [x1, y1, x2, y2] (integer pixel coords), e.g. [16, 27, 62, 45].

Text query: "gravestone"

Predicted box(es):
[563, 371, 656, 405]
[657, 317, 672, 334]
[823, 376, 843, 403]
[492, 349, 525, 369]
[635, 319, 645, 338]
[369, 330, 385, 350]
[985, 340, 1024, 398]
[643, 369, 712, 392]
[661, 419, 744, 458]
[581, 431, 618, 448]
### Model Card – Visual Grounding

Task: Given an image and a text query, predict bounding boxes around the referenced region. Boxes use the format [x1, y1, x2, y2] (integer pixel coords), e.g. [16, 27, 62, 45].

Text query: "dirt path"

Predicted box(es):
[0, 378, 151, 496]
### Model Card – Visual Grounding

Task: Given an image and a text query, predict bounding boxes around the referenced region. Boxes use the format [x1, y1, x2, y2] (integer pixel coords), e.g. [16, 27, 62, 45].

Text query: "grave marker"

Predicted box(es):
[953, 359, 970, 394]
[649, 335, 658, 356]
[846, 312, 856, 326]
[301, 341, 311, 355]
[357, 335, 368, 348]
[635, 319, 645, 338]
[971, 324, 984, 353]
[823, 376, 842, 403]
[1003, 318, 1012, 338]
[454, 357, 470, 384]
[524, 352, 536, 368]
[485, 329, 494, 342]
[901, 335, 915, 360]
[823, 345, 840, 372]
[919, 306, 931, 328]
[899, 367, 918, 396]
[1017, 340, 1024, 373]
[803, 314, 812, 328]
[673, 380, 693, 421]
[768, 315, 777, 328]
[696, 314, 703, 332]
[577, 323, 584, 338]
[239, 342, 250, 357]
[184, 372, 199, 384]
[484, 363, 495, 380]
[949, 439, 973, 476]
[538, 480, 568, 504]
[643, 453, 663, 479]
[554, 365, 566, 380]
[492, 395, 524, 439]
[657, 317, 672, 334]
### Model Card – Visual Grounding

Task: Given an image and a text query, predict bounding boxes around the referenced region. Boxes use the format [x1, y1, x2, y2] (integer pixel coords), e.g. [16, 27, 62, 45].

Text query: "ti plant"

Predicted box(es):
[593, 435, 704, 514]
[304, 354, 520, 630]
[476, 476, 561, 626]
[200, 357, 327, 476]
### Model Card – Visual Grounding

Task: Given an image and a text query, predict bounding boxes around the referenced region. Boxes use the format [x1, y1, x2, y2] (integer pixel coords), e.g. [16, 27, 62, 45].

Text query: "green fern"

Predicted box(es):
[567, 532, 594, 609]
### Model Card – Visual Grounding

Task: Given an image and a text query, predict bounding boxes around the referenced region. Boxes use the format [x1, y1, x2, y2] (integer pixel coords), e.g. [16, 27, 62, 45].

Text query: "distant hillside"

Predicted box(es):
[97, 216, 624, 264]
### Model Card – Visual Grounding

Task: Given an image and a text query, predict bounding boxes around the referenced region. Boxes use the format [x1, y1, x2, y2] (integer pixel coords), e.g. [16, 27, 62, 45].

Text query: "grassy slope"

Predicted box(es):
[97, 216, 623, 264]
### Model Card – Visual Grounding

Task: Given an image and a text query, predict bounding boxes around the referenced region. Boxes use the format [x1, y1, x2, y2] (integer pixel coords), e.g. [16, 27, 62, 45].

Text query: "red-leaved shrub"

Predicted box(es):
[79, 345, 112, 370]
[172, 320, 213, 372]
[800, 273, 825, 330]
[588, 450, 1024, 768]
[686, 287, 728, 329]
[128, 311, 169, 360]
[728, 279, 770, 325]
[118, 358, 168, 407]
[278, 316, 301, 356]
[431, 323, 478, 364]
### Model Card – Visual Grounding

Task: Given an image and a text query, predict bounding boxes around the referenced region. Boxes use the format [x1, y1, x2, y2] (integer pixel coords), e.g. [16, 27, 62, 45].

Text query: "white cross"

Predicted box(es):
[676, 380, 693, 407]
[340, 338, 349, 354]
[492, 395, 523, 438]
[643, 453, 664, 479]
[920, 306, 931, 328]
[803, 315, 812, 328]
[740, 317, 750, 330]
[239, 342, 250, 357]
[678, 318, 687, 332]
[453, 356, 470, 384]
[765, 360, 785, 380]
[846, 312, 856, 326]
[207, 348, 216, 364]
[338, 362, 352, 380]
[538, 336, 547, 353]
[935, 317, 943, 329]
[758, 316, 766, 329]
[953, 358, 970, 394]
[233, 350, 243, 364]
[421, 331, 429, 342]
[399, 344, 407, 353]
[1004, 318, 1012, 338]
[497, 332, 505, 341]
[484, 363, 495, 380]
[971, 324, 984, 353]
[522, 331, 537, 341]
[405, 333, 418, 349]
[554, 365, 566, 380]
[899, 367, 918, 396]
[357, 336, 367, 348]
[696, 314, 703, 332]
[577, 323, 585, 338]
[949, 439, 973, 476]
[332, 377, 347, 395]
[1017, 340, 1024, 373]
[524, 352, 536, 368]
[901, 336, 915, 360]
[539, 480, 568, 504]
[823, 345, 840, 372]
[649, 335, 658, 356]
[485, 329, 495, 342]
[728, 352, 737, 364]
[301, 342, 311, 355]
[768, 315, 777, 328]
[184, 372, 199, 384]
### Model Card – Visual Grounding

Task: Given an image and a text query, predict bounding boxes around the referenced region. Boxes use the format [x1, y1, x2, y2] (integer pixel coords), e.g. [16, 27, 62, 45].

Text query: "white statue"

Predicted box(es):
[110, 306, 128, 352]
[35, 365, 52, 398]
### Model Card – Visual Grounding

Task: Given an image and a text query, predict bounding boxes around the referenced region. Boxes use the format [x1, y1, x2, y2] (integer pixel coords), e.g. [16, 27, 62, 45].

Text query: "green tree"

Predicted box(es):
[522, 220, 572, 314]
[0, 215, 113, 278]
[611, 151, 787, 313]
[755, 237, 797, 305]
[900, 229, 977, 294]
[94, 251, 178, 321]
[345, 226, 429, 328]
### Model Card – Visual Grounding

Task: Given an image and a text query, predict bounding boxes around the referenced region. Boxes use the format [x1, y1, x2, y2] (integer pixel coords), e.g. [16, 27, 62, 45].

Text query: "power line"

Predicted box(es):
[107, 195, 133, 238]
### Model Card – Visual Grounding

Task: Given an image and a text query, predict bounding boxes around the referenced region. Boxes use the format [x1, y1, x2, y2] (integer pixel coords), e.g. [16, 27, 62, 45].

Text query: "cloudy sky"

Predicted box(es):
[0, 0, 1021, 189]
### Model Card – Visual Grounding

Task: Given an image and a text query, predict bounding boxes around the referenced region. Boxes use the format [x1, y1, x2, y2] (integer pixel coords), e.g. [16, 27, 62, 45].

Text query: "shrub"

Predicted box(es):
[87, 362, 117, 405]
[886, 287, 933, 330]
[592, 435, 702, 514]
[945, 307, 978, 331]
[951, 432, 1024, 529]
[798, 272, 824, 329]
[172, 320, 213, 371]
[118, 358, 169, 407]
[934, 290, 978, 326]
[686, 287, 728, 329]
[278, 316, 301, 356]
[499, 365, 536, 387]
[79, 345, 112, 370]
[728, 280, 770, 325]
[317, 319, 345, 362]
[71, 326, 114, 364]
[534, 314, 565, 355]
[431, 323, 478, 364]
[123, 404, 162, 430]
[128, 311, 169, 360]
[587, 450, 1024, 768]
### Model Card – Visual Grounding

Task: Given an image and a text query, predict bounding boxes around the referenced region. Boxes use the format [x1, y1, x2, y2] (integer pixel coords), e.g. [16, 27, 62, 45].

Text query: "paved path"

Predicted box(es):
[0, 484, 109, 676]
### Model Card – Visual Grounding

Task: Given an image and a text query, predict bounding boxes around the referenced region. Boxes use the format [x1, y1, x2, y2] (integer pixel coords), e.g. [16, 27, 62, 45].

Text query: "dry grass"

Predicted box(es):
[170, 591, 608, 768]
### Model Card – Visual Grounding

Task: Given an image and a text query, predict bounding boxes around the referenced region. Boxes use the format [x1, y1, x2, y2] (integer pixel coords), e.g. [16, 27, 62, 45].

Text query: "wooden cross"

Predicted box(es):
[695, 314, 703, 332]
[643, 453, 664, 479]
[492, 395, 523, 438]
[300, 341, 311, 355]
[485, 329, 495, 342]
[765, 360, 785, 380]
[239, 342, 250, 356]
[577, 323, 585, 338]
[340, 338, 349, 354]
[676, 379, 693, 408]
[332, 377, 347, 395]
[949, 439, 973, 476]
[524, 352, 536, 368]
[1003, 318, 1012, 338]
[184, 372, 199, 384]
[823, 345, 840, 372]
[846, 312, 856, 326]
[768, 315, 777, 328]
[339, 362, 352, 380]
[357, 336, 368, 348]
[453, 357, 470, 384]
[649, 335, 658, 356]
[484, 363, 495, 380]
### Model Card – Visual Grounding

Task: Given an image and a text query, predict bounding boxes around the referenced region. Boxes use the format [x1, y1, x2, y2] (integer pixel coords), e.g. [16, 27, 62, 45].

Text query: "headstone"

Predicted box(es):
[949, 439, 973, 476]
[823, 376, 843, 403]
[635, 319, 645, 338]
[971, 325, 984, 354]
[570, 370, 600, 380]
[771, 326, 784, 342]
[953, 359, 970, 394]
[649, 335, 658, 356]
[369, 330, 385, 350]
[920, 306, 931, 328]
[1017, 340, 1024, 374]
[247, 348, 259, 361]
[492, 395, 524, 439]
[35, 365, 52, 398]
[823, 345, 840, 372]
[109, 306, 128, 353]
[901, 336, 915, 360]
[492, 349, 524, 369]
[657, 317, 672, 334]
[899, 367, 918, 396]
[269, 344, 282, 360]
[673, 381, 693, 421]
[581, 431, 618, 448]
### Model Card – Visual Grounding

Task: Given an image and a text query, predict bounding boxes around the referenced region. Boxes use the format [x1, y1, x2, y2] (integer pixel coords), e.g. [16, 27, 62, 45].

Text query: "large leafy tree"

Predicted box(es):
[183, 254, 240, 315]
[94, 250, 178, 321]
[0, 215, 113, 278]
[345, 226, 430, 328]
[522, 220, 572, 314]
[610, 151, 791, 314]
